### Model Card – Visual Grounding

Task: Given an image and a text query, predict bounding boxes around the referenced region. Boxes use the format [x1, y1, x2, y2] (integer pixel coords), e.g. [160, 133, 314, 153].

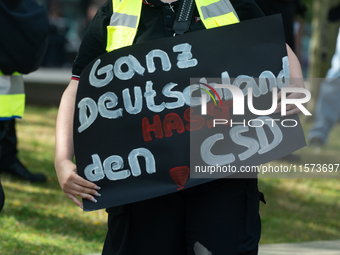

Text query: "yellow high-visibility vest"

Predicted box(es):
[0, 70, 25, 120]
[106, 0, 239, 52]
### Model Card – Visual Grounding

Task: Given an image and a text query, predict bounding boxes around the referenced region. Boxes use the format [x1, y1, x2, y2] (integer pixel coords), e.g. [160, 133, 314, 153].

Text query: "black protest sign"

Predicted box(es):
[74, 15, 306, 211]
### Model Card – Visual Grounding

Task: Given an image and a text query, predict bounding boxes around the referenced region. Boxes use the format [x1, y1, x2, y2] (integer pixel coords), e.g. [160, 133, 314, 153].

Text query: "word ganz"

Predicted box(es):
[78, 42, 198, 133]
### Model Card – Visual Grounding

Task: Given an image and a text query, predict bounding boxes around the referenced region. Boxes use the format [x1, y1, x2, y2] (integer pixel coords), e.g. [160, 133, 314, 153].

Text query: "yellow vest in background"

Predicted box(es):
[106, 0, 240, 52]
[0, 70, 25, 120]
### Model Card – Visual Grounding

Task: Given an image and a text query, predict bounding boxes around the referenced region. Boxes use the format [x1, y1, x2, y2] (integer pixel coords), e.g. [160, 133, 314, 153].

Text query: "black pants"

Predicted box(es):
[0, 119, 17, 171]
[102, 178, 262, 255]
[0, 120, 10, 212]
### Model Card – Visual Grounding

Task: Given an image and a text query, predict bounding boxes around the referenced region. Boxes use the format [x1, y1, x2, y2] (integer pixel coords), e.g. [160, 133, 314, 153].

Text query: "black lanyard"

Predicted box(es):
[172, 0, 195, 35]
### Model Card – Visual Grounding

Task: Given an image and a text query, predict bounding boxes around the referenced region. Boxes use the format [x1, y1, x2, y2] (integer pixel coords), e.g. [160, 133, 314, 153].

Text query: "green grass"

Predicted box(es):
[259, 122, 340, 243]
[0, 106, 107, 255]
[0, 105, 339, 254]
[259, 178, 340, 243]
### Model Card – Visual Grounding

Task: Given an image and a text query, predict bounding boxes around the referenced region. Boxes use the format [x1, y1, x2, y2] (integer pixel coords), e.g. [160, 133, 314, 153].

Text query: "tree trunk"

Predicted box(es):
[306, 0, 340, 120]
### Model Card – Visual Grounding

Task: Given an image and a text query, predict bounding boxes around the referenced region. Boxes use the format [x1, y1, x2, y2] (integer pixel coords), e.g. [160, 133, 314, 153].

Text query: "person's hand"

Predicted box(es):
[276, 82, 307, 116]
[55, 160, 101, 208]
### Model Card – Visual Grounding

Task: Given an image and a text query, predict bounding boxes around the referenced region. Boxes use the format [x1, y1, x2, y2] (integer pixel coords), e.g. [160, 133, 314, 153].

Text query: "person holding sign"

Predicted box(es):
[55, 0, 306, 254]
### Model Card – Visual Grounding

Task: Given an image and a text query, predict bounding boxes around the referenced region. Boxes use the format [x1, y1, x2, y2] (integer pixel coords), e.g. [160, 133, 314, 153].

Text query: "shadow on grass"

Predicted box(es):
[2, 199, 106, 244]
[300, 147, 340, 165]
[259, 178, 340, 243]
[14, 147, 64, 191]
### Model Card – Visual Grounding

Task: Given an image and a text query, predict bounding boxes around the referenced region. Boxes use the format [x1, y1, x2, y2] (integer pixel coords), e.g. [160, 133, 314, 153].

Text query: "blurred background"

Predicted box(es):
[36, 0, 106, 68]
[25, 0, 340, 109]
[0, 0, 340, 254]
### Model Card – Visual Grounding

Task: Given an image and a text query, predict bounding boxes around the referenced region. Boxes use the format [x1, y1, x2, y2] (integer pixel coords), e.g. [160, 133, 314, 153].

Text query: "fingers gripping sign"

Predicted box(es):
[56, 161, 101, 209]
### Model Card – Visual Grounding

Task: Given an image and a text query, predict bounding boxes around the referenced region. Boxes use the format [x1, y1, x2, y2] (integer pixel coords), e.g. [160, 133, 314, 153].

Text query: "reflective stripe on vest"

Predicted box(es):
[195, 0, 239, 28]
[106, 0, 143, 51]
[0, 70, 25, 120]
[106, 0, 239, 52]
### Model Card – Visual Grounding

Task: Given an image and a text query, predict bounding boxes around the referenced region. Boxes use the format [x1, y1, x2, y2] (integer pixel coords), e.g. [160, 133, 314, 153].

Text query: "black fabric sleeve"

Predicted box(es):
[72, 1, 112, 77]
[230, 0, 265, 21]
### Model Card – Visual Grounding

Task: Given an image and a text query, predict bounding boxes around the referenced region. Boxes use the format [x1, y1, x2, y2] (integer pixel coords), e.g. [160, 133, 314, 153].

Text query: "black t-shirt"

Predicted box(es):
[72, 0, 264, 77]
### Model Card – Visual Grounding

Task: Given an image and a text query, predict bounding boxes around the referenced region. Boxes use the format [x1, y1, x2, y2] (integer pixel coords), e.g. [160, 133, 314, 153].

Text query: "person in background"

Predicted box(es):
[308, 5, 340, 147]
[81, 3, 101, 36]
[0, 119, 46, 183]
[41, 2, 68, 67]
[0, 0, 48, 212]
